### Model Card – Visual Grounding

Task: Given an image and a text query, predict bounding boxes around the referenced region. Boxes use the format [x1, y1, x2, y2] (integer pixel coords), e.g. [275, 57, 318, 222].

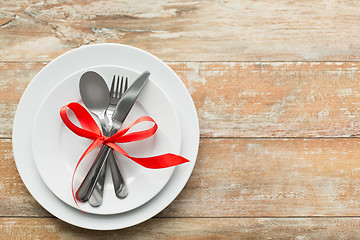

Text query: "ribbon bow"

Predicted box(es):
[60, 102, 189, 206]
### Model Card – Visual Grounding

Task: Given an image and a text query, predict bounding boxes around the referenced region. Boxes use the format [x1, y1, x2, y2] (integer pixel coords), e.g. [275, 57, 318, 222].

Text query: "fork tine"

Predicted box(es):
[110, 75, 116, 97]
[119, 76, 124, 98]
[115, 76, 120, 99]
[124, 77, 128, 92]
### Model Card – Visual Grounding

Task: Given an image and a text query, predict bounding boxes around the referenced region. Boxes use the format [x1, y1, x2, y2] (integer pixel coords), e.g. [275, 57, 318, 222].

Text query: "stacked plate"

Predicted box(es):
[12, 44, 199, 230]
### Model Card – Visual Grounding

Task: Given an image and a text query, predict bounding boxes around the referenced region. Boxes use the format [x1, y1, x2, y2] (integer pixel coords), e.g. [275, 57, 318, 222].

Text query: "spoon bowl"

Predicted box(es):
[79, 71, 110, 117]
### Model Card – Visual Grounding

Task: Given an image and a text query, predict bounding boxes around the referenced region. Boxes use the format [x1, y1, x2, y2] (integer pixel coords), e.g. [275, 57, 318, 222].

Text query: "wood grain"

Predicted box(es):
[3, 61, 360, 138]
[0, 139, 49, 216]
[2, 0, 360, 237]
[180, 61, 360, 137]
[2, 0, 360, 61]
[4, 138, 360, 217]
[1, 217, 360, 239]
[0, 62, 44, 137]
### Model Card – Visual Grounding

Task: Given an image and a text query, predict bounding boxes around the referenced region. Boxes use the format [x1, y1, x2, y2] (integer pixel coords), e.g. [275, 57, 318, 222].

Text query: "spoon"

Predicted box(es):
[79, 71, 109, 207]
[79, 71, 127, 206]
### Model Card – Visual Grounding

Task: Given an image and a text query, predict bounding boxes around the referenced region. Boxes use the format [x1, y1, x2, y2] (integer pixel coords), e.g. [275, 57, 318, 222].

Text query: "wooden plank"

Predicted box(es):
[2, 0, 360, 61]
[0, 139, 49, 216]
[0, 62, 45, 138]
[4, 61, 360, 138]
[160, 138, 360, 217]
[189, 62, 360, 138]
[1, 217, 360, 239]
[4, 138, 360, 217]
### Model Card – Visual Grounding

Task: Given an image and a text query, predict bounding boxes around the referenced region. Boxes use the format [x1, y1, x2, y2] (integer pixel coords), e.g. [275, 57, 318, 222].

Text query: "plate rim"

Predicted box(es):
[12, 43, 199, 230]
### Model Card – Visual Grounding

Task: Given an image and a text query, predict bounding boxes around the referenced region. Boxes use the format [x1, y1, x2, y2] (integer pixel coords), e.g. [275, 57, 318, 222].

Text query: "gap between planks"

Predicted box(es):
[5, 60, 360, 64]
[5, 137, 360, 140]
[3, 216, 360, 219]
[5, 137, 360, 141]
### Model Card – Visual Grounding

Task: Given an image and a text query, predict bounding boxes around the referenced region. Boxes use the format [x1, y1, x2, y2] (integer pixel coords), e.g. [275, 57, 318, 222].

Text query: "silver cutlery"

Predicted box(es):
[106, 76, 129, 199]
[89, 76, 129, 205]
[79, 72, 128, 206]
[79, 71, 109, 206]
[76, 71, 150, 202]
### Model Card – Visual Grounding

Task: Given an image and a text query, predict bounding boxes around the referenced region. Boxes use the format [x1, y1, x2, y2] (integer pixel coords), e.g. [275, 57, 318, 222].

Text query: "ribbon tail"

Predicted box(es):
[129, 154, 190, 169]
[107, 143, 189, 169]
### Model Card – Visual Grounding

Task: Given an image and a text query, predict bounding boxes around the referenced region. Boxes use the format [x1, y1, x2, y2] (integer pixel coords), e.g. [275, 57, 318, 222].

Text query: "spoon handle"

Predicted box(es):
[88, 165, 106, 207]
[88, 145, 127, 205]
[88, 119, 108, 207]
[76, 144, 111, 202]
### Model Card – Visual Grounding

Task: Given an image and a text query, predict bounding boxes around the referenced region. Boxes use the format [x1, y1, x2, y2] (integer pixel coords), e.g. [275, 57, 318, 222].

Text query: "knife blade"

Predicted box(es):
[76, 71, 150, 202]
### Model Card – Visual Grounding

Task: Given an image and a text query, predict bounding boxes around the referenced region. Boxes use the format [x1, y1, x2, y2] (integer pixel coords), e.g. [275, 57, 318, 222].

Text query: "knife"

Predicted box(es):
[76, 71, 150, 202]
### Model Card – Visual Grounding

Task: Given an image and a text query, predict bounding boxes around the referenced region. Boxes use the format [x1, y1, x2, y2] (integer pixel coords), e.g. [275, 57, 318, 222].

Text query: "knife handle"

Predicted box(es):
[76, 144, 112, 202]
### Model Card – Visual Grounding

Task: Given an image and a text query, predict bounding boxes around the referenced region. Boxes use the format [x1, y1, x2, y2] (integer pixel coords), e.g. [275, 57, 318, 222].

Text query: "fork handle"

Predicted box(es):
[88, 150, 127, 205]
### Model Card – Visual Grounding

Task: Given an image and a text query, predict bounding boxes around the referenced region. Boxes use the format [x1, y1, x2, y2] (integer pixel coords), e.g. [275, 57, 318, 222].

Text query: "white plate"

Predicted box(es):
[32, 65, 180, 214]
[13, 43, 199, 230]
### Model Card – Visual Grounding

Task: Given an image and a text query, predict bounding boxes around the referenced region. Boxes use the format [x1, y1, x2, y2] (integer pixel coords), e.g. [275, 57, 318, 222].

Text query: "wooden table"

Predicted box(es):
[2, 0, 360, 238]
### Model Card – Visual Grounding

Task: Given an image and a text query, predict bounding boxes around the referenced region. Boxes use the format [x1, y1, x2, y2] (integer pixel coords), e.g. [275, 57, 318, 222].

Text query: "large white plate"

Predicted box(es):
[32, 65, 180, 214]
[12, 43, 199, 230]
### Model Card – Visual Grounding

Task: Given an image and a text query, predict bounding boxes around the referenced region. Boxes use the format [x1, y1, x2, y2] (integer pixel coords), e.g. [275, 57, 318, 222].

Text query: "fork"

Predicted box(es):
[106, 76, 129, 199]
[88, 76, 129, 207]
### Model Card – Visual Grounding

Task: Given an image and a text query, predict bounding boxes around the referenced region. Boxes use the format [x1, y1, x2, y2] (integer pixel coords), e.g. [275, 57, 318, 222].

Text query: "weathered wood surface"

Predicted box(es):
[2, 0, 360, 238]
[3, 61, 360, 138]
[2, 0, 360, 61]
[4, 138, 360, 218]
[2, 217, 360, 240]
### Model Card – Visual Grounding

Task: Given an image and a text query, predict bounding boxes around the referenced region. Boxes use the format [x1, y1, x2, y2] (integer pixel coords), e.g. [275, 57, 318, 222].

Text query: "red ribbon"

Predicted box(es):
[60, 102, 189, 207]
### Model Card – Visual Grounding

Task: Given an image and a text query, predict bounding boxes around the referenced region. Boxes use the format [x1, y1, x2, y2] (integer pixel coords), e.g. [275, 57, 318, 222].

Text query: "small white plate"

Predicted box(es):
[32, 65, 181, 215]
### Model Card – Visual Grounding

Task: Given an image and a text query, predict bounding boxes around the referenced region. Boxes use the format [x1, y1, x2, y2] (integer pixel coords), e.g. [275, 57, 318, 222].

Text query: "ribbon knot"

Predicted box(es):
[60, 102, 189, 206]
